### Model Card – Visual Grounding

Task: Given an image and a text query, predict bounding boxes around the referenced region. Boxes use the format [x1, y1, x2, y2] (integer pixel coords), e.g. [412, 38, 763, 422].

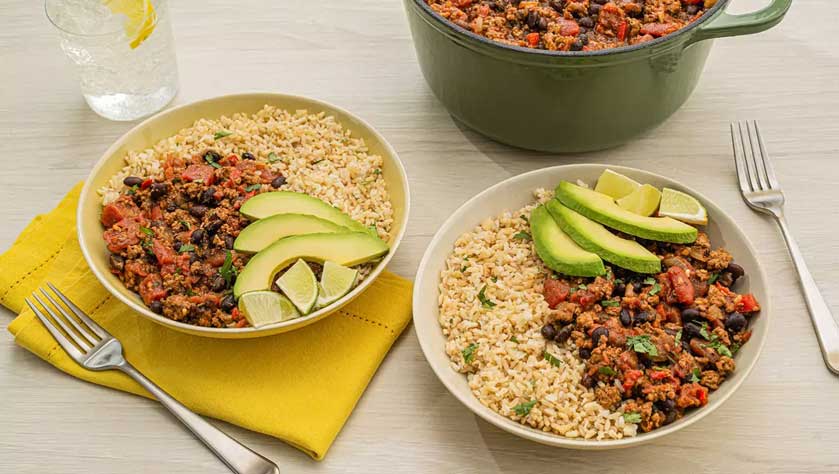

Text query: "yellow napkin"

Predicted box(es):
[1, 183, 412, 460]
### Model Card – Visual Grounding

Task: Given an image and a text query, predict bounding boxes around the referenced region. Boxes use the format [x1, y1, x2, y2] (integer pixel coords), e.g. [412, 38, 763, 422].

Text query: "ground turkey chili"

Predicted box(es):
[540, 232, 759, 432]
[425, 0, 717, 51]
[102, 150, 284, 328]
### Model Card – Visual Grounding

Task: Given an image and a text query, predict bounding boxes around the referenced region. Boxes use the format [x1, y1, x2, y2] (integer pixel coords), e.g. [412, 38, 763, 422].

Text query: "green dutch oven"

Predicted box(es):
[404, 0, 792, 152]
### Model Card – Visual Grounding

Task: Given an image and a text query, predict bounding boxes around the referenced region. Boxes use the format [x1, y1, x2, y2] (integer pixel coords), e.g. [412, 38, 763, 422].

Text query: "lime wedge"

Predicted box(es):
[315, 261, 359, 309]
[617, 184, 662, 217]
[594, 169, 641, 199]
[658, 188, 708, 225]
[238, 291, 300, 327]
[102, 0, 157, 49]
[275, 259, 318, 314]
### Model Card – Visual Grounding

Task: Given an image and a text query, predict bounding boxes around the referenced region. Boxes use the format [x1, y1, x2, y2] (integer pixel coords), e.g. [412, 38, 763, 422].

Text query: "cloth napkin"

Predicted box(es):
[1, 183, 413, 460]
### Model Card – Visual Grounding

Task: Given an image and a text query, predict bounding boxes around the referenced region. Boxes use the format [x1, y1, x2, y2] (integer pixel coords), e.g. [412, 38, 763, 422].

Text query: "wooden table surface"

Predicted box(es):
[2, 0, 838, 472]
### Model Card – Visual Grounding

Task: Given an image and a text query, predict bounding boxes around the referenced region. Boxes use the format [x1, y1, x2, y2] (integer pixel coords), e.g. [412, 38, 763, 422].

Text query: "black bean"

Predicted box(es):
[592, 326, 609, 346]
[620, 308, 632, 326]
[224, 235, 235, 250]
[241, 152, 255, 160]
[189, 205, 208, 218]
[579, 33, 589, 45]
[541, 323, 557, 340]
[165, 202, 177, 212]
[686, 4, 699, 15]
[725, 312, 748, 333]
[205, 220, 223, 236]
[109, 254, 124, 272]
[683, 321, 703, 340]
[556, 324, 574, 343]
[211, 276, 227, 292]
[634, 311, 650, 325]
[199, 187, 218, 206]
[612, 282, 626, 297]
[570, 39, 584, 51]
[681, 308, 701, 322]
[589, 3, 602, 15]
[123, 176, 143, 187]
[191, 228, 205, 244]
[526, 10, 540, 30]
[579, 347, 592, 359]
[549, 0, 563, 12]
[204, 150, 221, 163]
[220, 294, 237, 312]
[592, 0, 608, 4]
[578, 16, 594, 28]
[727, 263, 745, 281]
[538, 16, 549, 31]
[655, 399, 675, 413]
[150, 182, 168, 200]
[717, 272, 734, 287]
[271, 176, 287, 188]
[581, 374, 595, 388]
[633, 281, 643, 292]
[149, 300, 163, 314]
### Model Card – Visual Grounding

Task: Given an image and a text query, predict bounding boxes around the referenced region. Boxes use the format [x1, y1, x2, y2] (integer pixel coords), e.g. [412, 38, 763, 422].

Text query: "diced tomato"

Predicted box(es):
[176, 253, 192, 274]
[152, 239, 176, 265]
[649, 369, 671, 381]
[150, 205, 163, 221]
[182, 164, 216, 185]
[140, 179, 153, 190]
[617, 20, 628, 41]
[640, 22, 679, 37]
[571, 289, 596, 309]
[622, 369, 643, 392]
[101, 199, 141, 228]
[526, 32, 540, 47]
[714, 282, 735, 296]
[103, 218, 141, 252]
[543, 277, 570, 309]
[556, 18, 580, 36]
[231, 307, 241, 319]
[477, 4, 490, 16]
[224, 155, 238, 166]
[667, 266, 695, 305]
[138, 274, 167, 305]
[736, 293, 760, 313]
[124, 260, 149, 278]
[453, 0, 471, 7]
[207, 250, 228, 267]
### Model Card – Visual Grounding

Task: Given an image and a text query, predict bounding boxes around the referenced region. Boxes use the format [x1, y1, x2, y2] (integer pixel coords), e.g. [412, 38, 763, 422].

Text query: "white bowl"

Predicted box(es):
[78, 93, 410, 338]
[413, 164, 768, 449]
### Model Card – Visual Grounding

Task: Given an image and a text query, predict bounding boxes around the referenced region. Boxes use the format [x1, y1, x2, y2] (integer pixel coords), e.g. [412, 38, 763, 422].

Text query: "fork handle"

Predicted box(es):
[776, 215, 839, 375]
[117, 362, 280, 474]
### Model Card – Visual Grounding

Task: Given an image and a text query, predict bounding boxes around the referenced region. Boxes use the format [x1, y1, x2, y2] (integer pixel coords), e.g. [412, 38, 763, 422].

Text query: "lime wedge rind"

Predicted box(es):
[315, 261, 359, 309]
[238, 291, 300, 328]
[658, 188, 708, 225]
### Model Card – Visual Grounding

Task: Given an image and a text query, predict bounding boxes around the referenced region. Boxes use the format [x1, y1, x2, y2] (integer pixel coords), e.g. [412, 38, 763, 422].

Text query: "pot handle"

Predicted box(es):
[689, 0, 792, 44]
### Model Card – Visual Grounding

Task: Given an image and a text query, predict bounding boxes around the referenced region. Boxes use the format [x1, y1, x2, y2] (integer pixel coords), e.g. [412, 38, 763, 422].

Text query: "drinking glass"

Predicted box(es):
[45, 0, 179, 121]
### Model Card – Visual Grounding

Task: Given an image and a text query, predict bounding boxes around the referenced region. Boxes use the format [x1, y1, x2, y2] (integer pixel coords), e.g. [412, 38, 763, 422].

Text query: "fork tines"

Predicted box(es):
[24, 284, 107, 358]
[730, 120, 780, 194]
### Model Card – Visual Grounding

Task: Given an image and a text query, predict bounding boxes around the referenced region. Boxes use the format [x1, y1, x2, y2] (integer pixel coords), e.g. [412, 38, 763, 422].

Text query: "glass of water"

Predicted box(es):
[45, 0, 179, 121]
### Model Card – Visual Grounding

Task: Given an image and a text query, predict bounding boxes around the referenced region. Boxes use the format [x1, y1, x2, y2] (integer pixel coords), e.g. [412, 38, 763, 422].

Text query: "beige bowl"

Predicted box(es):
[413, 164, 768, 448]
[78, 93, 409, 338]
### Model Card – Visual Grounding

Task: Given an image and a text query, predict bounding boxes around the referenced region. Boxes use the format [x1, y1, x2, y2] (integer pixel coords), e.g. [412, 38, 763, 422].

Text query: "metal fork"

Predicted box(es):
[24, 283, 281, 474]
[731, 121, 839, 375]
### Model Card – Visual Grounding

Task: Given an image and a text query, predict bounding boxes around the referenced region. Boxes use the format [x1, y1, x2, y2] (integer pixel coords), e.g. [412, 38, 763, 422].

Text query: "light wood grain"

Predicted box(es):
[1, 0, 838, 472]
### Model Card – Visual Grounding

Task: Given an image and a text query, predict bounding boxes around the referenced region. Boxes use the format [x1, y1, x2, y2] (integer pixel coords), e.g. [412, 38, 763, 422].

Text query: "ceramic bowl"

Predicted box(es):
[78, 93, 409, 338]
[413, 164, 767, 448]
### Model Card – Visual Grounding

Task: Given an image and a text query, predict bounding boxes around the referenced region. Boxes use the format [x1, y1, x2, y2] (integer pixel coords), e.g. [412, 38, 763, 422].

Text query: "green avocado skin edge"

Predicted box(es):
[546, 200, 662, 274]
[555, 182, 698, 244]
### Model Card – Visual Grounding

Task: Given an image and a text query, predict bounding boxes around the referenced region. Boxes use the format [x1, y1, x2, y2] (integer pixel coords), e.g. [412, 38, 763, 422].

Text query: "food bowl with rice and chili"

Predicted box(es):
[78, 93, 409, 338]
[413, 164, 767, 448]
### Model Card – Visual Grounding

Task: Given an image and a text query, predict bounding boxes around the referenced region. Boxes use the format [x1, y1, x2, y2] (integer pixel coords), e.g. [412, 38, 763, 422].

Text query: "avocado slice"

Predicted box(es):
[555, 181, 697, 244]
[234, 213, 349, 254]
[233, 232, 389, 298]
[546, 200, 661, 274]
[530, 204, 605, 277]
[240, 191, 373, 235]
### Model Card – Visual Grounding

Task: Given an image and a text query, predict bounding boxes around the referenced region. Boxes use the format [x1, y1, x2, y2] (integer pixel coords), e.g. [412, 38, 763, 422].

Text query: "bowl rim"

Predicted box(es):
[409, 0, 728, 59]
[78, 92, 410, 336]
[412, 164, 768, 448]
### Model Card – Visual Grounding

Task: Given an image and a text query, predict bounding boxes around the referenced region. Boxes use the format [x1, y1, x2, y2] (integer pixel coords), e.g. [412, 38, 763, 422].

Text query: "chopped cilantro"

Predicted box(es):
[730, 342, 741, 354]
[185, 288, 196, 297]
[268, 152, 281, 163]
[649, 283, 661, 296]
[204, 153, 222, 169]
[462, 343, 478, 363]
[598, 366, 617, 376]
[126, 184, 139, 195]
[373, 168, 382, 175]
[312, 159, 324, 165]
[689, 368, 701, 383]
[460, 266, 467, 273]
[178, 244, 195, 253]
[544, 351, 563, 367]
[510, 336, 519, 343]
[709, 338, 733, 357]
[626, 334, 659, 356]
[219, 250, 237, 286]
[709, 273, 720, 284]
[213, 130, 233, 139]
[513, 400, 537, 417]
[699, 322, 711, 340]
[245, 183, 262, 192]
[491, 276, 498, 283]
[643, 277, 656, 285]
[600, 299, 620, 307]
[623, 412, 642, 424]
[477, 285, 496, 309]
[577, 284, 587, 290]
[675, 329, 682, 344]
[520, 214, 528, 222]
[614, 278, 624, 286]
[513, 231, 532, 241]
[139, 226, 155, 237]
[179, 219, 191, 229]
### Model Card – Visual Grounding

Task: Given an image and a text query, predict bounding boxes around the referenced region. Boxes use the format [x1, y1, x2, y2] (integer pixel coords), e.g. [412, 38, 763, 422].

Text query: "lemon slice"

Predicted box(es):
[102, 0, 157, 49]
[594, 169, 641, 199]
[275, 259, 318, 314]
[315, 261, 359, 309]
[617, 184, 662, 217]
[238, 291, 300, 327]
[658, 188, 708, 225]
